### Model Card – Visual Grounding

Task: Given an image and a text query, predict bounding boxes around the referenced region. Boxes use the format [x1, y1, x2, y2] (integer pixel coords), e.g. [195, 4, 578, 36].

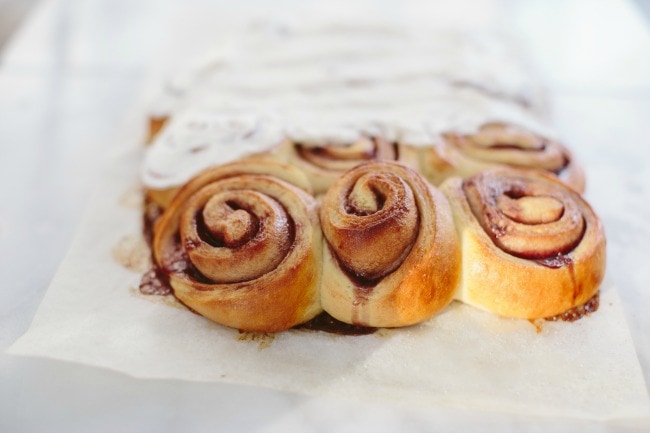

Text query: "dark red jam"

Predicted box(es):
[296, 312, 376, 335]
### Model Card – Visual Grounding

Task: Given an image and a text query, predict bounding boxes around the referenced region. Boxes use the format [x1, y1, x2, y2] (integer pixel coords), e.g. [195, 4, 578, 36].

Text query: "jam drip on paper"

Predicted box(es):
[545, 292, 600, 322]
[296, 312, 376, 335]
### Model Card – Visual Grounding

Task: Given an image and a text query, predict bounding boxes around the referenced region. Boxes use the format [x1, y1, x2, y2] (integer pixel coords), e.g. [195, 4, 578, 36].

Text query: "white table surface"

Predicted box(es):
[1, 0, 650, 431]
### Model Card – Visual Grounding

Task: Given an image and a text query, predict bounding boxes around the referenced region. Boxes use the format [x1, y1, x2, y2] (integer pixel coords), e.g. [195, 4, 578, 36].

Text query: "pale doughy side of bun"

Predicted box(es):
[440, 169, 605, 319]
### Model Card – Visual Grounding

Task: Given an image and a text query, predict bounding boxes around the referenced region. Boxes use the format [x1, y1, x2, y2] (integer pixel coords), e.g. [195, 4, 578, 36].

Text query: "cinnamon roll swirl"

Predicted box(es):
[277, 136, 417, 195]
[440, 168, 605, 319]
[319, 161, 460, 328]
[420, 122, 585, 192]
[151, 158, 322, 332]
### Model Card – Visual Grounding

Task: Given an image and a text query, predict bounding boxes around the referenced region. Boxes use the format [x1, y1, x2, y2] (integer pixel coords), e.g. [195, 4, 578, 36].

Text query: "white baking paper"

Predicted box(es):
[6, 144, 650, 420]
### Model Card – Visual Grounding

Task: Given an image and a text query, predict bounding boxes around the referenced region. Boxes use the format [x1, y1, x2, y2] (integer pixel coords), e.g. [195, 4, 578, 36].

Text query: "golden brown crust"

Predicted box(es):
[147, 115, 169, 144]
[151, 158, 322, 332]
[419, 122, 585, 193]
[274, 136, 419, 195]
[146, 187, 178, 209]
[440, 168, 606, 319]
[319, 161, 461, 327]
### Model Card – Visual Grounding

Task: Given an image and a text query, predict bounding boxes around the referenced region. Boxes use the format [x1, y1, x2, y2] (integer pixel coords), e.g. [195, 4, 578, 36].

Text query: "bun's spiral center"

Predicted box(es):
[497, 195, 564, 225]
[296, 137, 397, 171]
[179, 184, 293, 284]
[446, 123, 569, 174]
[346, 175, 388, 215]
[464, 174, 584, 260]
[202, 198, 257, 247]
[322, 171, 419, 281]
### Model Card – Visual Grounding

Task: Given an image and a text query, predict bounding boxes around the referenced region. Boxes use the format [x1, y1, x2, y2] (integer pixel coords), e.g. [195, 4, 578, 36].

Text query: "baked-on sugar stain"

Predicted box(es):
[139, 265, 172, 295]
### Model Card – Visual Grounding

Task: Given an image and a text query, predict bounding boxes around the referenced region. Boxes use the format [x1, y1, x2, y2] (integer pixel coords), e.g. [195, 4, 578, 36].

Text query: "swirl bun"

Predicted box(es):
[277, 136, 418, 195]
[420, 122, 585, 192]
[319, 161, 460, 327]
[440, 168, 605, 319]
[152, 157, 322, 332]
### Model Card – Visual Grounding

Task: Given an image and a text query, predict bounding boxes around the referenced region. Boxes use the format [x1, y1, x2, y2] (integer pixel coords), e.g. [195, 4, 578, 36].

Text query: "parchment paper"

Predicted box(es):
[7, 144, 650, 420]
